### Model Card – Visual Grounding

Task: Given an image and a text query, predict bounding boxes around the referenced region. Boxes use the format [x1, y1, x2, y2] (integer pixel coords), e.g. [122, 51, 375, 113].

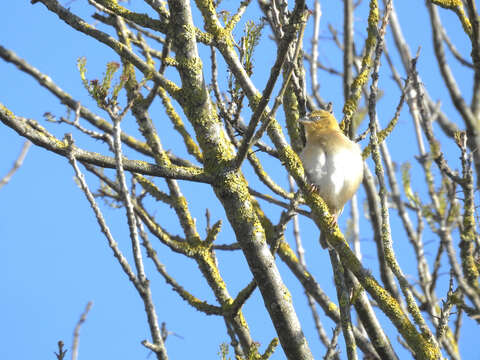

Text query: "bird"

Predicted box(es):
[299, 109, 363, 247]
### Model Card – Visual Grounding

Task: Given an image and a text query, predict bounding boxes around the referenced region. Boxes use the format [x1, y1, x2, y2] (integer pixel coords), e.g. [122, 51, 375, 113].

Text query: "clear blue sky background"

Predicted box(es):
[1, 1, 478, 359]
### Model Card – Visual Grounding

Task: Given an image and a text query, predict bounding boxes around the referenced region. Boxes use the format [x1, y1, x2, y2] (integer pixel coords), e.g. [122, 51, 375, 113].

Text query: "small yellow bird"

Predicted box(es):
[299, 109, 363, 244]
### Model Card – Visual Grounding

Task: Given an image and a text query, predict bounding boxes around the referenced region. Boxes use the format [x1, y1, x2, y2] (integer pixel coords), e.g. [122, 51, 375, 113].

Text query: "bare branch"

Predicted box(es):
[71, 302, 93, 360]
[0, 105, 211, 183]
[0, 140, 30, 190]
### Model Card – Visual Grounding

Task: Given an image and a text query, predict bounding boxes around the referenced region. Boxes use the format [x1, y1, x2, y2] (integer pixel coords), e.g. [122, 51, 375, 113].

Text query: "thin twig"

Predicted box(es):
[0, 140, 31, 190]
[323, 325, 341, 360]
[54, 341, 68, 360]
[71, 301, 93, 360]
[234, 9, 309, 169]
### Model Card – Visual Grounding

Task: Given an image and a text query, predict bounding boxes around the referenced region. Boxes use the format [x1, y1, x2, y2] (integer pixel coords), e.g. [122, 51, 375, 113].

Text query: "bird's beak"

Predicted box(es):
[298, 117, 313, 124]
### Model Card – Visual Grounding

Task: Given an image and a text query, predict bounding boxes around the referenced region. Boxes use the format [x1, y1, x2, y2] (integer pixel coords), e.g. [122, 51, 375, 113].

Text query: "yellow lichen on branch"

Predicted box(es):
[431, 0, 472, 36]
[341, 0, 379, 129]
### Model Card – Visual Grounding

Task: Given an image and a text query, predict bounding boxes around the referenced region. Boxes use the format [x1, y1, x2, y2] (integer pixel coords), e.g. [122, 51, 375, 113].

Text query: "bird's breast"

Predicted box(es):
[300, 138, 363, 213]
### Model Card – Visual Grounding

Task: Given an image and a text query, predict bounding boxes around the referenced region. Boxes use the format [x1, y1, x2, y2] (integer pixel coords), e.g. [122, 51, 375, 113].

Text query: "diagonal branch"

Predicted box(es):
[33, 0, 180, 99]
[0, 45, 153, 157]
[0, 105, 211, 182]
[233, 8, 309, 169]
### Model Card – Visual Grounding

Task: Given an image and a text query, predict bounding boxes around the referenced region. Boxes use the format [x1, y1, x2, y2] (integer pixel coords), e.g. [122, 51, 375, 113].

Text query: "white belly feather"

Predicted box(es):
[300, 142, 363, 213]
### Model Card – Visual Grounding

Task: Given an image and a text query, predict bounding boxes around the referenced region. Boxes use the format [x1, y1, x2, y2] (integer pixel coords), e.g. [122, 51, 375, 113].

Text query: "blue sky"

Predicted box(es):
[1, 1, 479, 359]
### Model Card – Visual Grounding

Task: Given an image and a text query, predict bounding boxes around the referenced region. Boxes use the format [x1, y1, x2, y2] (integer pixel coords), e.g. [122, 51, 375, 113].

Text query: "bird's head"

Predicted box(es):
[299, 110, 340, 139]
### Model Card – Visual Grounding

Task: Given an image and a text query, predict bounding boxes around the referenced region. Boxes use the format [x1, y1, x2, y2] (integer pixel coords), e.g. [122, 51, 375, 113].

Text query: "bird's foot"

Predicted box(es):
[307, 182, 319, 193]
[328, 214, 338, 228]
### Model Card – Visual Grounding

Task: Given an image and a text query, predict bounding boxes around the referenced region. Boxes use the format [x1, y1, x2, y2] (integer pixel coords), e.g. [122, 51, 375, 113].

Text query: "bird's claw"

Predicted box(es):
[307, 182, 319, 193]
[327, 215, 338, 228]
